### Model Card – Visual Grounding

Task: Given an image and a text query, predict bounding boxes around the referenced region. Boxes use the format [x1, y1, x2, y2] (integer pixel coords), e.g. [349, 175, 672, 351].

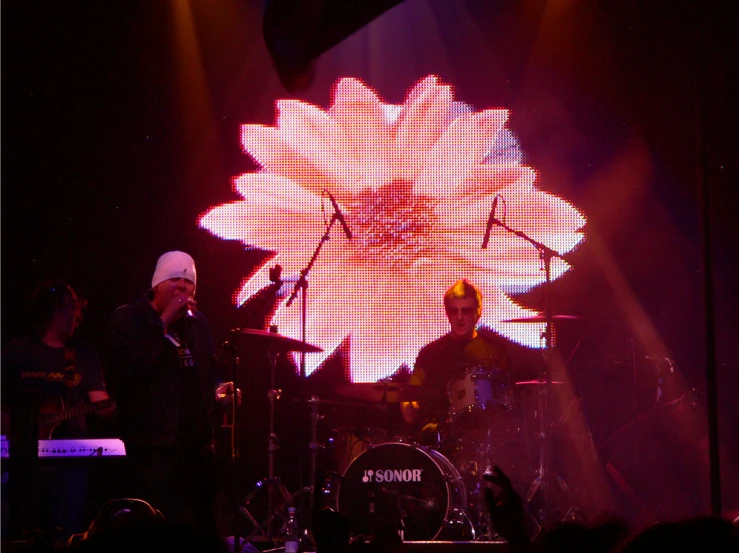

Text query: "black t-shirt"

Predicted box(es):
[410, 331, 514, 431]
[2, 336, 106, 438]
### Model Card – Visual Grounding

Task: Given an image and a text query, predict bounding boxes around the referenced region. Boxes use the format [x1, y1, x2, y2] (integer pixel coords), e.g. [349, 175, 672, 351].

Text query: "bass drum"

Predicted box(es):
[336, 442, 467, 541]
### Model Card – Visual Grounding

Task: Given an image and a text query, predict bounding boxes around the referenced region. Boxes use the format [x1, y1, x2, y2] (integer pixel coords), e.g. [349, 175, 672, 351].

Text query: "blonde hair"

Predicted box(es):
[443, 279, 482, 317]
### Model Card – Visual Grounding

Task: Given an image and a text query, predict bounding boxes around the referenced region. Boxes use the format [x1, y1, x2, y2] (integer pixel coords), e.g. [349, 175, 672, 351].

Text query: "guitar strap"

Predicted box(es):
[64, 344, 77, 389]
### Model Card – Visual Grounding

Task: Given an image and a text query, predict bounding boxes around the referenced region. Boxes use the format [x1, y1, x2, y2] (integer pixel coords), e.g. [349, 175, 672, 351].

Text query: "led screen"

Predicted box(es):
[200, 75, 586, 382]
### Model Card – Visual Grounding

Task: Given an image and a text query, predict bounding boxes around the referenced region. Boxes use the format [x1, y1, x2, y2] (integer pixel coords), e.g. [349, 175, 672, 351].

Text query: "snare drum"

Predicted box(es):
[447, 366, 518, 437]
[336, 442, 467, 541]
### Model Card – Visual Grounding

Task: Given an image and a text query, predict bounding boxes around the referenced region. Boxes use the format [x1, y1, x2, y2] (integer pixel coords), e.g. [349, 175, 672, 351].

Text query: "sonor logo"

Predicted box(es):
[362, 469, 423, 483]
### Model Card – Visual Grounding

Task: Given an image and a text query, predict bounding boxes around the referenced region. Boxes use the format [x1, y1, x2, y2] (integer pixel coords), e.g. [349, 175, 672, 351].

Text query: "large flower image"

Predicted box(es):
[200, 75, 586, 381]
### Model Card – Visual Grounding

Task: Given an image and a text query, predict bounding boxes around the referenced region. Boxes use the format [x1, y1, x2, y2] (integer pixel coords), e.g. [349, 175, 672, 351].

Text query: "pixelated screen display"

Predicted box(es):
[200, 75, 586, 382]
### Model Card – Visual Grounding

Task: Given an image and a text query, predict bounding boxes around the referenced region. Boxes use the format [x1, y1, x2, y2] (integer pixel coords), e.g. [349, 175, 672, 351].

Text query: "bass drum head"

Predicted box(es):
[336, 442, 466, 541]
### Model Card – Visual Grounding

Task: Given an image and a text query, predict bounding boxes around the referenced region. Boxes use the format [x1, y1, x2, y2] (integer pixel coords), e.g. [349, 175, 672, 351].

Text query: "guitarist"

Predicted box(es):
[1, 280, 114, 538]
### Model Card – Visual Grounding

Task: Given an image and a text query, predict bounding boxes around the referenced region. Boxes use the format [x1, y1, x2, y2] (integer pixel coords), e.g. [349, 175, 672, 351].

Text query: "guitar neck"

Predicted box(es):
[40, 398, 115, 426]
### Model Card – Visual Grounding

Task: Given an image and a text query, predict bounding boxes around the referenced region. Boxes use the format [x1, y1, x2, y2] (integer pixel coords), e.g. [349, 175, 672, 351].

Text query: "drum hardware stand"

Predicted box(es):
[522, 377, 582, 526]
[483, 207, 575, 531]
[237, 339, 294, 544]
[241, 478, 304, 543]
[221, 329, 250, 553]
[456, 507, 477, 541]
[307, 396, 324, 501]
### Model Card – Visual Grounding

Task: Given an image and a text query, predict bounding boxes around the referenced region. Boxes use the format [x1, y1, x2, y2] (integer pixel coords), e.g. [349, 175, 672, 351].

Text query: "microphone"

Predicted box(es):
[326, 191, 353, 240]
[481, 195, 499, 249]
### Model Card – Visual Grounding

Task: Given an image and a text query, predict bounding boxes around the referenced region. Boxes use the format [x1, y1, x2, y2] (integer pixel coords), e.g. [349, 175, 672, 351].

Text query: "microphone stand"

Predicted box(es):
[286, 214, 340, 379]
[486, 217, 571, 531]
[284, 212, 341, 528]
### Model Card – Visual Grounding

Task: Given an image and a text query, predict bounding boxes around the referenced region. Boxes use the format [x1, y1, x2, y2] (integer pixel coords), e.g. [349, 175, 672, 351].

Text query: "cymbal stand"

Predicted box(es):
[307, 396, 324, 500]
[522, 380, 550, 522]
[523, 380, 583, 526]
[239, 343, 296, 544]
[485, 213, 572, 531]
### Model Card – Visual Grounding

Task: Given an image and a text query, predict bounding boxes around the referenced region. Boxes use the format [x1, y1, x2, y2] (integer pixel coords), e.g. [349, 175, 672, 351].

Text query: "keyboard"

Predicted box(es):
[0, 435, 126, 458]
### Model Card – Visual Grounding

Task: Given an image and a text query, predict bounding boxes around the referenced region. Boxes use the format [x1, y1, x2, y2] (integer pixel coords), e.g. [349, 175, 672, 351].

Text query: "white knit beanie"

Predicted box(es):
[151, 251, 197, 289]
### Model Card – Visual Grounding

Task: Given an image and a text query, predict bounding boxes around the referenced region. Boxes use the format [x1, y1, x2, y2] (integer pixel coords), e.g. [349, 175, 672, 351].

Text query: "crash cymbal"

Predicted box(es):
[515, 378, 565, 386]
[237, 328, 323, 353]
[502, 313, 585, 323]
[335, 382, 441, 403]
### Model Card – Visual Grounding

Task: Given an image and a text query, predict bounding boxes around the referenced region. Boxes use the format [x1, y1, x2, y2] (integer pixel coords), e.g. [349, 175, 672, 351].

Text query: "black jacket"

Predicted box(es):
[106, 296, 218, 449]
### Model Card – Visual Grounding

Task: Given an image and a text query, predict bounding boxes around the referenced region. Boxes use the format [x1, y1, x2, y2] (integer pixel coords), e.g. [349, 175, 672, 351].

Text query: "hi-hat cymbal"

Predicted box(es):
[335, 382, 440, 403]
[502, 314, 585, 323]
[515, 378, 565, 386]
[237, 328, 323, 353]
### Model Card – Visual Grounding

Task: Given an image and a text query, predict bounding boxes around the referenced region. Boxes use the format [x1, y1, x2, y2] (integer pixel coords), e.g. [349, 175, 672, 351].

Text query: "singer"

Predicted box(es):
[105, 250, 237, 538]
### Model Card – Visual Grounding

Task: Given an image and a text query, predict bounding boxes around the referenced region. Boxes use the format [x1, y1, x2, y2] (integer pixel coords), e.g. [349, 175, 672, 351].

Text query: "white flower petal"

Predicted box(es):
[276, 100, 352, 185]
[241, 124, 335, 194]
[330, 78, 393, 190]
[393, 82, 453, 180]
[414, 110, 510, 198]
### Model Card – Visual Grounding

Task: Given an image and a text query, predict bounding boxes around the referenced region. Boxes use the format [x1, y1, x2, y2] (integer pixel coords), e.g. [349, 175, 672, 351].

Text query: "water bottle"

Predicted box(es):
[284, 506, 299, 553]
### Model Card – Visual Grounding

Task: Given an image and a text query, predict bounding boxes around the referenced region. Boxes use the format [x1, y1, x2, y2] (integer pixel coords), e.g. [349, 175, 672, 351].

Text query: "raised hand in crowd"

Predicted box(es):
[310, 476, 352, 553]
[483, 465, 532, 552]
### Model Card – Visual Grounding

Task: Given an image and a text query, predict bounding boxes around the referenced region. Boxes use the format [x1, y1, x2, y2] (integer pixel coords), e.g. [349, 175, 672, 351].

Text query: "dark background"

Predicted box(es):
[3, 0, 738, 527]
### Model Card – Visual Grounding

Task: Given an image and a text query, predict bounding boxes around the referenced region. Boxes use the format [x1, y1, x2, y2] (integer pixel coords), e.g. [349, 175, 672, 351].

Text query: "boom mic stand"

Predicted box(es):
[285, 207, 348, 530]
[483, 212, 573, 532]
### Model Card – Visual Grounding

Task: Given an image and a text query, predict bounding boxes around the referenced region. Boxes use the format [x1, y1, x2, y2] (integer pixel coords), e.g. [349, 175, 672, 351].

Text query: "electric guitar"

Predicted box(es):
[38, 396, 116, 439]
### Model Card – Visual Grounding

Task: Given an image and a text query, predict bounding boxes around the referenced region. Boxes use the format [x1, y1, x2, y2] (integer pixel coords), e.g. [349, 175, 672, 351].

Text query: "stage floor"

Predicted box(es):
[259, 542, 516, 553]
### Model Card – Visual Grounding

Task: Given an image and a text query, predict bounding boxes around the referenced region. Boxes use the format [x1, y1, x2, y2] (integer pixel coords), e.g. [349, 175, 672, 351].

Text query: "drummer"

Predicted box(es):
[401, 279, 512, 440]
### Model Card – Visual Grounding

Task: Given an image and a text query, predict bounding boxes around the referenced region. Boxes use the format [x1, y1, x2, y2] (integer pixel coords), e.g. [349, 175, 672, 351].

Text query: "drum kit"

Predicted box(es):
[323, 367, 564, 543]
[225, 315, 586, 547]
[224, 191, 588, 548]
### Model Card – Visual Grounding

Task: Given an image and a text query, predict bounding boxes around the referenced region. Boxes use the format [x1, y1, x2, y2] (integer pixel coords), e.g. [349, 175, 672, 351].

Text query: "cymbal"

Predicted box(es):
[335, 382, 441, 403]
[515, 378, 565, 386]
[237, 328, 323, 353]
[502, 314, 585, 323]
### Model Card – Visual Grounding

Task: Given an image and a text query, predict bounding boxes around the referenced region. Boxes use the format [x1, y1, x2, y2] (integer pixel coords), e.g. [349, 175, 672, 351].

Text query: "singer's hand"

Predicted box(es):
[160, 295, 196, 329]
